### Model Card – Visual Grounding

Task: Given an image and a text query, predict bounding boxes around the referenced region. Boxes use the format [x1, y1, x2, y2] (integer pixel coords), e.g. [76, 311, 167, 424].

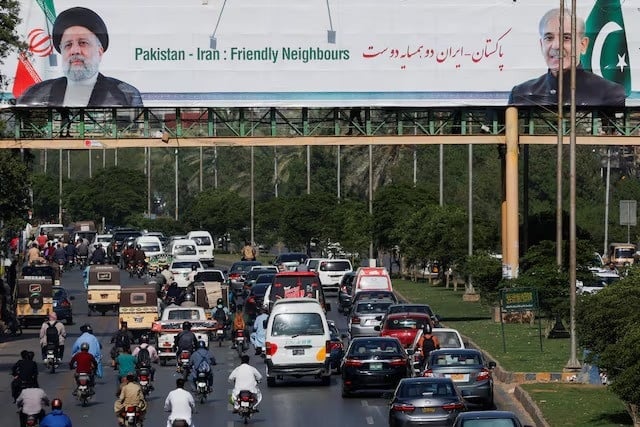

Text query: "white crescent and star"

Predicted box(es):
[591, 21, 625, 75]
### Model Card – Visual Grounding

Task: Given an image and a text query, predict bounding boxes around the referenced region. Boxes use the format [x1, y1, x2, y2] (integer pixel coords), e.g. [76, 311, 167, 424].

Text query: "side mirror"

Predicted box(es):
[488, 361, 497, 369]
[69, 295, 76, 300]
[375, 315, 382, 321]
[374, 325, 381, 331]
[406, 348, 415, 355]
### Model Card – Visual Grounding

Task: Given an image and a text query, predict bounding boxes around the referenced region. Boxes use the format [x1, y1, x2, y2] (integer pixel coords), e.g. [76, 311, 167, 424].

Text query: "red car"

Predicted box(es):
[376, 312, 433, 348]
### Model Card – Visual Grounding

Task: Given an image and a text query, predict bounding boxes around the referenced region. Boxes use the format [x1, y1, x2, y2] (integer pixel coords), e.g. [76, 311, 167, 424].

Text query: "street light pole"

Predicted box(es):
[58, 149, 62, 224]
[174, 148, 179, 221]
[557, 1, 565, 268]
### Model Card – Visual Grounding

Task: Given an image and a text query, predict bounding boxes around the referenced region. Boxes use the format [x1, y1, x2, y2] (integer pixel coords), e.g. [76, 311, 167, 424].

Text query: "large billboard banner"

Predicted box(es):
[1, 0, 639, 107]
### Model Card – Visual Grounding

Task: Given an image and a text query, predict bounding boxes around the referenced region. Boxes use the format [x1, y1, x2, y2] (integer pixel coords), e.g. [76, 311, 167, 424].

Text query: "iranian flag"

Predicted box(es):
[11, 0, 57, 99]
[581, 0, 631, 95]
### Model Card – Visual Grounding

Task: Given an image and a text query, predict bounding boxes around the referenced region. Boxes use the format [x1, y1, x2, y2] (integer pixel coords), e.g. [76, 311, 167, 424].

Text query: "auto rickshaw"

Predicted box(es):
[118, 287, 161, 341]
[13, 276, 53, 328]
[87, 264, 121, 316]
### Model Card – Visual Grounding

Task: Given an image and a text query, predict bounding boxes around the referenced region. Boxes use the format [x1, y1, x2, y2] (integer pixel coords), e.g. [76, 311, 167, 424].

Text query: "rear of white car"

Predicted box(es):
[265, 298, 332, 387]
[316, 259, 353, 293]
[186, 231, 215, 266]
[135, 236, 164, 258]
[170, 257, 203, 287]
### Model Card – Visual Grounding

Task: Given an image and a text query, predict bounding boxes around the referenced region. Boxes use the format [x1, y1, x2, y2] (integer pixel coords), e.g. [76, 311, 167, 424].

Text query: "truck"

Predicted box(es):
[151, 305, 218, 365]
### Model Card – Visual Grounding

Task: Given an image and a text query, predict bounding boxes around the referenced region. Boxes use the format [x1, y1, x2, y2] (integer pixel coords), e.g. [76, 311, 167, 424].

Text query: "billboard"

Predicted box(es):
[1, 0, 639, 107]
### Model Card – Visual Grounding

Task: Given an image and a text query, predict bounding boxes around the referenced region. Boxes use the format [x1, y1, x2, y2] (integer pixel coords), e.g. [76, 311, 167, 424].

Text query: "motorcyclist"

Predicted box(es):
[114, 373, 147, 427]
[76, 239, 89, 263]
[64, 241, 76, 268]
[114, 347, 137, 390]
[174, 321, 198, 358]
[160, 264, 174, 285]
[89, 243, 106, 264]
[40, 398, 72, 427]
[122, 243, 136, 270]
[110, 321, 134, 362]
[164, 282, 181, 305]
[250, 307, 269, 356]
[132, 334, 159, 382]
[71, 324, 103, 379]
[39, 312, 67, 361]
[230, 311, 246, 350]
[133, 244, 147, 268]
[16, 384, 49, 427]
[164, 378, 195, 427]
[185, 264, 199, 284]
[179, 291, 197, 308]
[27, 242, 44, 265]
[11, 350, 39, 403]
[228, 354, 262, 413]
[52, 243, 67, 265]
[43, 241, 56, 262]
[189, 340, 216, 391]
[36, 231, 48, 249]
[69, 342, 98, 393]
[211, 298, 230, 326]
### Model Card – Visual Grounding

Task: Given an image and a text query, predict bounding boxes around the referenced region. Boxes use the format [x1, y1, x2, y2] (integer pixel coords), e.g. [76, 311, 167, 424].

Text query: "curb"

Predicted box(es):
[394, 288, 551, 426]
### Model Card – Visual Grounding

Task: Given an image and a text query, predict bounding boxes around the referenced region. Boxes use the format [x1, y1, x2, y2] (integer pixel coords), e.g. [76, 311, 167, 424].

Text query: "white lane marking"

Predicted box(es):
[361, 399, 368, 407]
[366, 416, 374, 424]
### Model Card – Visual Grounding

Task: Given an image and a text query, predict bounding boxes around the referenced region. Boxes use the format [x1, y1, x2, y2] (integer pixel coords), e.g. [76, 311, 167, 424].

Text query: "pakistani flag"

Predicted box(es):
[582, 0, 631, 95]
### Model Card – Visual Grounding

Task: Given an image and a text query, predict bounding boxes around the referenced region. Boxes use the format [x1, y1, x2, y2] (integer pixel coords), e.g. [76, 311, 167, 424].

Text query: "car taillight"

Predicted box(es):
[442, 402, 465, 411]
[126, 406, 136, 412]
[388, 358, 407, 367]
[247, 297, 255, 304]
[423, 369, 434, 377]
[325, 340, 331, 354]
[477, 368, 491, 381]
[329, 341, 342, 351]
[265, 342, 277, 356]
[351, 316, 360, 324]
[390, 403, 415, 413]
[344, 358, 363, 367]
[60, 299, 70, 308]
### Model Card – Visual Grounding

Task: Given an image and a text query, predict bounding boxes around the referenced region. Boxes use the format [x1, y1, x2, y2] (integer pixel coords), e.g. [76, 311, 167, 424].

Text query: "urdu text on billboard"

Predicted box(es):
[1, 0, 639, 107]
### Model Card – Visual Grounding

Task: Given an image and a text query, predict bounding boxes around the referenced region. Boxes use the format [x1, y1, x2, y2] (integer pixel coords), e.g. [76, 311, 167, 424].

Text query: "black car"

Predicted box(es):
[244, 282, 271, 320]
[341, 336, 413, 398]
[107, 229, 142, 264]
[228, 261, 263, 293]
[53, 286, 75, 325]
[350, 290, 398, 311]
[338, 271, 357, 313]
[385, 303, 441, 327]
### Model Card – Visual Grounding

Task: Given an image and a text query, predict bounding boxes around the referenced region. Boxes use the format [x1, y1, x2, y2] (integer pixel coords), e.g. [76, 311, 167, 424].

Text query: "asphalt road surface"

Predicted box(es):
[0, 263, 535, 426]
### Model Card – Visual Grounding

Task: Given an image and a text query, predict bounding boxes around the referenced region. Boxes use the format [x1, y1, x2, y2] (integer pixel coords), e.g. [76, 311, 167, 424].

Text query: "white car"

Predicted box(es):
[409, 327, 465, 373]
[170, 257, 204, 287]
[135, 235, 164, 258]
[577, 271, 620, 295]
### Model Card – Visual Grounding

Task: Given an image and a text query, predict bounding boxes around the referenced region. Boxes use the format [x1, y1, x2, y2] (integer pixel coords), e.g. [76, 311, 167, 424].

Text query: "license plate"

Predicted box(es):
[140, 380, 148, 385]
[369, 362, 383, 371]
[240, 401, 250, 407]
[422, 407, 436, 413]
[101, 294, 108, 299]
[32, 309, 40, 314]
[134, 317, 143, 323]
[292, 349, 305, 356]
[448, 373, 468, 382]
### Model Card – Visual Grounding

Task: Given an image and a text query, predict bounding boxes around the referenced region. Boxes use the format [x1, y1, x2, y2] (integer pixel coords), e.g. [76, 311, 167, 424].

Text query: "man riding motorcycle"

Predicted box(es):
[39, 312, 66, 361]
[189, 340, 216, 391]
[40, 398, 73, 427]
[11, 350, 39, 403]
[251, 307, 269, 356]
[89, 243, 106, 264]
[71, 324, 103, 378]
[69, 342, 98, 395]
[174, 321, 198, 358]
[122, 243, 136, 270]
[164, 378, 195, 427]
[228, 354, 262, 413]
[114, 373, 146, 427]
[16, 384, 49, 427]
[132, 334, 159, 383]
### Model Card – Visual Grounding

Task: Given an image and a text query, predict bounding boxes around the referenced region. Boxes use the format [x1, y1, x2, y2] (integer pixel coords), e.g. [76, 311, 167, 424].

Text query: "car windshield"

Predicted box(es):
[614, 248, 635, 258]
[167, 309, 202, 320]
[277, 254, 308, 263]
[432, 353, 481, 366]
[231, 263, 260, 273]
[433, 331, 462, 348]
[271, 313, 325, 336]
[192, 236, 212, 246]
[389, 305, 433, 316]
[398, 381, 455, 398]
[356, 301, 393, 314]
[256, 274, 276, 284]
[350, 340, 402, 356]
[172, 262, 200, 270]
[355, 292, 395, 303]
[385, 317, 430, 330]
[319, 261, 351, 271]
[194, 271, 224, 282]
[250, 283, 270, 297]
[114, 232, 141, 242]
[358, 276, 390, 289]
[461, 420, 517, 427]
[174, 245, 196, 255]
[140, 244, 161, 252]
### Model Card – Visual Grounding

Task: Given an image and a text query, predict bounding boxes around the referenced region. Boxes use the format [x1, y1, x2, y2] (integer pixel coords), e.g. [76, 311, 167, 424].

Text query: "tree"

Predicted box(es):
[577, 275, 640, 425]
[0, 150, 30, 223]
[0, 1, 24, 78]
[459, 251, 503, 304]
[31, 173, 59, 222]
[184, 189, 249, 242]
[279, 193, 335, 253]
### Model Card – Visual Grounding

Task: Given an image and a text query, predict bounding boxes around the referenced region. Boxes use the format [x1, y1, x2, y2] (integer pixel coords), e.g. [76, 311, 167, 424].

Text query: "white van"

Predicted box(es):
[186, 231, 215, 265]
[135, 235, 164, 258]
[316, 259, 353, 292]
[265, 298, 332, 387]
[166, 238, 198, 258]
[352, 267, 393, 295]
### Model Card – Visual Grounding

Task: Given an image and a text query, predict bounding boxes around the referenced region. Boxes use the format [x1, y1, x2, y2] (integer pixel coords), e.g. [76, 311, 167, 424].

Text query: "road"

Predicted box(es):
[0, 263, 534, 427]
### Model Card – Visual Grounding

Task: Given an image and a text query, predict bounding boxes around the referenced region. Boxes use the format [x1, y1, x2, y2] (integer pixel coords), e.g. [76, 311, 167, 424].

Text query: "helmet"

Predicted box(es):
[140, 334, 149, 344]
[191, 264, 198, 271]
[423, 323, 432, 335]
[136, 244, 141, 250]
[183, 292, 194, 302]
[80, 342, 90, 351]
[51, 398, 62, 410]
[198, 340, 207, 349]
[216, 298, 224, 306]
[182, 321, 192, 330]
[80, 323, 93, 333]
[128, 242, 134, 248]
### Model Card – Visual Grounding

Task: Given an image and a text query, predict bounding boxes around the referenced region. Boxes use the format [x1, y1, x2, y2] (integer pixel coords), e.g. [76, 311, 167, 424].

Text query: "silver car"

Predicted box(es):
[348, 299, 395, 338]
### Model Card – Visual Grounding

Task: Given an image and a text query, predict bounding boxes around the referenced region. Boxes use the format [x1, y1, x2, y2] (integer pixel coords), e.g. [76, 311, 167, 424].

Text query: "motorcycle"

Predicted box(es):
[177, 350, 191, 381]
[195, 371, 209, 404]
[56, 258, 65, 276]
[77, 255, 88, 268]
[135, 261, 146, 278]
[25, 414, 40, 427]
[74, 372, 94, 407]
[137, 367, 152, 397]
[235, 329, 247, 357]
[215, 325, 225, 347]
[44, 344, 58, 374]
[127, 261, 136, 278]
[236, 390, 258, 424]
[122, 405, 143, 427]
